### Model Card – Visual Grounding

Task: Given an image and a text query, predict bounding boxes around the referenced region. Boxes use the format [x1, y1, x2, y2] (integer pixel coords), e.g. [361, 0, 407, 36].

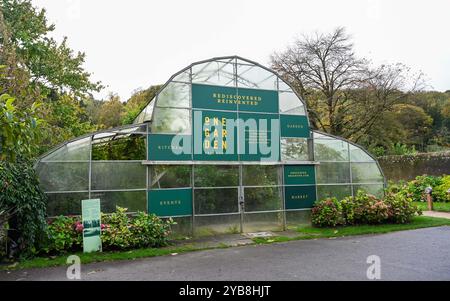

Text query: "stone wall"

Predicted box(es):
[378, 152, 450, 182]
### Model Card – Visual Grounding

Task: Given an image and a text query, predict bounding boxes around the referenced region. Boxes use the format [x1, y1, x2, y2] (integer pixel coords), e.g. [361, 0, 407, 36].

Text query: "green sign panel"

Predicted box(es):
[148, 188, 193, 217]
[193, 109, 238, 161]
[192, 83, 279, 113]
[280, 115, 309, 138]
[284, 185, 317, 209]
[284, 165, 316, 185]
[82, 199, 102, 253]
[148, 134, 192, 161]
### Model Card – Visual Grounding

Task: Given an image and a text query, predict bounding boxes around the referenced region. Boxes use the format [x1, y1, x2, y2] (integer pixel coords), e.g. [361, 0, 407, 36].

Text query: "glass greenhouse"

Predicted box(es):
[35, 56, 386, 235]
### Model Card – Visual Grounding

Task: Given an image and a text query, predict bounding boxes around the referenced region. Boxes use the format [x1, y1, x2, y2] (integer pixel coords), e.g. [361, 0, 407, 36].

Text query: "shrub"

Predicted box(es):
[130, 212, 174, 248]
[406, 175, 442, 202]
[0, 159, 48, 257]
[353, 191, 389, 224]
[45, 216, 82, 254]
[311, 198, 345, 227]
[101, 207, 133, 250]
[42, 207, 175, 254]
[340, 196, 358, 225]
[384, 192, 422, 224]
[312, 190, 422, 228]
[434, 175, 450, 202]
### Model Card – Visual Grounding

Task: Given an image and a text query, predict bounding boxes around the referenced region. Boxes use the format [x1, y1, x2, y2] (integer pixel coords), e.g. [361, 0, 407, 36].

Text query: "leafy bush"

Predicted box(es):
[130, 212, 173, 248]
[0, 159, 48, 257]
[384, 192, 422, 224]
[312, 190, 421, 227]
[45, 216, 82, 253]
[101, 207, 133, 250]
[406, 175, 442, 202]
[353, 191, 389, 224]
[434, 175, 450, 202]
[42, 207, 175, 254]
[311, 198, 345, 227]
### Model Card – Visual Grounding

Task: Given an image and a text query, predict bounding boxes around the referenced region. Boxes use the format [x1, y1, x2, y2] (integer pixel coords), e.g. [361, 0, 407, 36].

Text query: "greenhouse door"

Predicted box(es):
[240, 165, 285, 233]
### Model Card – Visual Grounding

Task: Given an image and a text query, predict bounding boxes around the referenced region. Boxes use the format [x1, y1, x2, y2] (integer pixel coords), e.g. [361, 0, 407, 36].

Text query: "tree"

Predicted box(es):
[97, 93, 125, 129]
[122, 85, 161, 125]
[0, 0, 102, 98]
[0, 69, 41, 161]
[271, 27, 368, 134]
[271, 27, 424, 141]
[0, 0, 102, 154]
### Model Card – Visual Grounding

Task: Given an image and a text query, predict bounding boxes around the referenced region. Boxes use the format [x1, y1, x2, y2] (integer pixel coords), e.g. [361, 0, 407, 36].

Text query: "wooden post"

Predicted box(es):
[427, 194, 433, 211]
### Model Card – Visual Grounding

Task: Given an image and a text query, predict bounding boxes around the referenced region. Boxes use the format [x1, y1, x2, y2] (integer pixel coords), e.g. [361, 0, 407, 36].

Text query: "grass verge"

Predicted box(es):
[413, 201, 450, 212]
[252, 216, 450, 244]
[2, 216, 449, 271]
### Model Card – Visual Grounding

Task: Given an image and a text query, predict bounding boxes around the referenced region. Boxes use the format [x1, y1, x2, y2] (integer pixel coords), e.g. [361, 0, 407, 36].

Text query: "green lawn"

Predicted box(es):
[2, 216, 450, 271]
[413, 201, 450, 212]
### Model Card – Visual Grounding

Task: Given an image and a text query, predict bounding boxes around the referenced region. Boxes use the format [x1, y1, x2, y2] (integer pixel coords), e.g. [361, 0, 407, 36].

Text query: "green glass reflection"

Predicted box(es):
[92, 134, 146, 160]
[244, 187, 282, 212]
[150, 165, 191, 188]
[242, 165, 279, 186]
[194, 165, 239, 187]
[194, 188, 239, 214]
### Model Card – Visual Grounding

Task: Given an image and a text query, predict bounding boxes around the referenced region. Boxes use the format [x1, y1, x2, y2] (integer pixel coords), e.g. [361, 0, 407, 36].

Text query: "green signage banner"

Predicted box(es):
[192, 109, 238, 161]
[280, 115, 310, 138]
[148, 188, 193, 217]
[284, 185, 317, 209]
[284, 165, 316, 185]
[82, 199, 102, 253]
[192, 83, 279, 113]
[148, 134, 192, 161]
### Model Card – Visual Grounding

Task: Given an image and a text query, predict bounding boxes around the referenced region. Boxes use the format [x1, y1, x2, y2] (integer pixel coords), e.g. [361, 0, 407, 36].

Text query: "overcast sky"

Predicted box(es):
[32, 0, 450, 101]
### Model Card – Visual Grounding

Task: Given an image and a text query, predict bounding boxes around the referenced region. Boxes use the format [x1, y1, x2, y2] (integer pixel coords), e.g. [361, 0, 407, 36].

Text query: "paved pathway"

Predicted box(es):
[1, 226, 450, 281]
[423, 211, 450, 219]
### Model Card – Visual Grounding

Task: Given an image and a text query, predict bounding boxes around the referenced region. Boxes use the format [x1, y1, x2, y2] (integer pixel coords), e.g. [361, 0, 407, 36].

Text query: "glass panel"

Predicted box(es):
[46, 192, 87, 216]
[278, 79, 292, 91]
[279, 91, 305, 115]
[166, 216, 192, 238]
[316, 162, 350, 184]
[91, 190, 146, 213]
[237, 64, 277, 90]
[244, 187, 282, 212]
[172, 70, 190, 83]
[194, 214, 241, 236]
[150, 165, 191, 188]
[151, 108, 190, 134]
[353, 184, 384, 198]
[243, 165, 279, 186]
[244, 212, 283, 232]
[351, 163, 384, 183]
[156, 82, 189, 108]
[37, 162, 88, 192]
[317, 185, 352, 201]
[281, 138, 309, 161]
[349, 144, 375, 162]
[192, 60, 235, 87]
[286, 210, 311, 227]
[42, 137, 90, 161]
[194, 188, 238, 214]
[194, 165, 239, 187]
[91, 162, 146, 190]
[314, 137, 349, 161]
[92, 134, 146, 160]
